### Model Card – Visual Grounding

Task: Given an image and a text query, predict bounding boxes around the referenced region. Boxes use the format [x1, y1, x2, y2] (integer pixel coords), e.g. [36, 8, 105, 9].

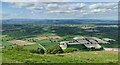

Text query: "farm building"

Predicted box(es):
[102, 38, 116, 42]
[91, 37, 109, 44]
[60, 41, 69, 49]
[60, 36, 109, 49]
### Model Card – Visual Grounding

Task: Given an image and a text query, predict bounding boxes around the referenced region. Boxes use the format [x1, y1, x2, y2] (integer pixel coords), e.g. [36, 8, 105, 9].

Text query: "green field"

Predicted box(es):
[2, 24, 119, 63]
[2, 48, 118, 63]
[2, 42, 41, 50]
[23, 44, 42, 50]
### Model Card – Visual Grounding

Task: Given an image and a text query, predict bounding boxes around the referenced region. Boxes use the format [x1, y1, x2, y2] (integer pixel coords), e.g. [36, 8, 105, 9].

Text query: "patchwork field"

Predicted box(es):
[35, 35, 61, 40]
[8, 40, 36, 46]
[2, 41, 41, 51]
[2, 24, 119, 64]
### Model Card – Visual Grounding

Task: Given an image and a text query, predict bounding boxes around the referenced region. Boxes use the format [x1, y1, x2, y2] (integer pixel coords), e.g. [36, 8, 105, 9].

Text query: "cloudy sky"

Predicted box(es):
[1, 2, 118, 20]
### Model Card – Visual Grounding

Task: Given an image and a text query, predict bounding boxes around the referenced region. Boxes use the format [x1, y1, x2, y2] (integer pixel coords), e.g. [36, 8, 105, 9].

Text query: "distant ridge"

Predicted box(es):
[2, 19, 118, 25]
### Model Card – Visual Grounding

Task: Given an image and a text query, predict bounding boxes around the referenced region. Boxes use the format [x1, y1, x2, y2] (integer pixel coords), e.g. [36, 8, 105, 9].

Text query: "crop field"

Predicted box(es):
[8, 40, 36, 46]
[35, 35, 61, 40]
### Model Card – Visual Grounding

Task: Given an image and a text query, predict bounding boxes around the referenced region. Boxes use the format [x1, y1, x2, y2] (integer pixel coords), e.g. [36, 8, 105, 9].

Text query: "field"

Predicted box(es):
[2, 48, 118, 63]
[1, 23, 119, 64]
[8, 40, 36, 46]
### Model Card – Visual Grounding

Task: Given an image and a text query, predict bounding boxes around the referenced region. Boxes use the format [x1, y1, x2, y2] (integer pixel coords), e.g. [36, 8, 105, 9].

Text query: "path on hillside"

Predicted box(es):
[38, 44, 46, 51]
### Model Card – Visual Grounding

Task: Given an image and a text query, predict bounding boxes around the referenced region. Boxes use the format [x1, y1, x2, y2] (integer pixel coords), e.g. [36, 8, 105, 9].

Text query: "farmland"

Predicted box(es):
[1, 21, 119, 63]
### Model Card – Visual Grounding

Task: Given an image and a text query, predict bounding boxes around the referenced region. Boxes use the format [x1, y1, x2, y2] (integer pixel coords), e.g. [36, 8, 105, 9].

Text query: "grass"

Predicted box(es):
[100, 43, 118, 48]
[68, 44, 86, 50]
[2, 48, 118, 63]
[36, 39, 59, 49]
[2, 42, 42, 51]
[23, 44, 42, 50]
[2, 42, 12, 46]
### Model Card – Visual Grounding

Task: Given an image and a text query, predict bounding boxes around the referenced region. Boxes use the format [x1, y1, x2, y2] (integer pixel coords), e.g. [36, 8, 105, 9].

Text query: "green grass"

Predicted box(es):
[2, 42, 42, 51]
[23, 44, 42, 50]
[37, 39, 59, 49]
[2, 48, 118, 63]
[100, 43, 118, 48]
[2, 42, 14, 47]
[68, 44, 86, 50]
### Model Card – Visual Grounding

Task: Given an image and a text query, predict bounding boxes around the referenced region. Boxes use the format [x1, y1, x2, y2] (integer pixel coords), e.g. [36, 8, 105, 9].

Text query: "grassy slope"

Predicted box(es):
[2, 49, 118, 63]
[23, 44, 42, 50]
[2, 42, 42, 50]
[37, 40, 59, 49]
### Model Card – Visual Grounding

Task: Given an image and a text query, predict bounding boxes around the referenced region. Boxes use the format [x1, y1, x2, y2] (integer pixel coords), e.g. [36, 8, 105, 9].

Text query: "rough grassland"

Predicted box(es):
[2, 49, 118, 63]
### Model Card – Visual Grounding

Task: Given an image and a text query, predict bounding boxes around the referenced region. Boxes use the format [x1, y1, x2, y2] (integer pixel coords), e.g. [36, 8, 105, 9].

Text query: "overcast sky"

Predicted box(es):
[1, 1, 118, 20]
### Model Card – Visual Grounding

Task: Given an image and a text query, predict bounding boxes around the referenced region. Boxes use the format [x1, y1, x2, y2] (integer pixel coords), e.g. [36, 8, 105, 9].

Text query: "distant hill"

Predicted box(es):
[2, 19, 118, 25]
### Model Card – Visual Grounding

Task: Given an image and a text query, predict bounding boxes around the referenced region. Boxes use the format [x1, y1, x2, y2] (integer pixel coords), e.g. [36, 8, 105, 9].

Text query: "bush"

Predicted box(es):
[30, 49, 38, 53]
[30, 48, 45, 54]
[46, 45, 63, 54]
[64, 48, 78, 53]
[37, 48, 45, 54]
[85, 47, 104, 51]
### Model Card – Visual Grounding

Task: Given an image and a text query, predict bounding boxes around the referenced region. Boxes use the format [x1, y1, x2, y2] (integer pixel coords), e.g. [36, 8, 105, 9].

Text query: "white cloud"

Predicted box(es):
[90, 9, 112, 13]
[7, 2, 118, 14]
[3, 2, 118, 19]
[49, 10, 72, 13]
[1, 0, 119, 2]
[1, 0, 37, 2]
[1, 0, 73, 2]
[89, 3, 118, 9]
[9, 2, 37, 8]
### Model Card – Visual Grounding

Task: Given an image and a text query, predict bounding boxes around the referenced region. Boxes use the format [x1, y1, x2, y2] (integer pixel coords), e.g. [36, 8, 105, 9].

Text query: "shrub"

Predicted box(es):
[37, 48, 45, 54]
[30, 48, 45, 54]
[30, 49, 38, 53]
[86, 47, 104, 51]
[64, 48, 78, 53]
[46, 45, 63, 54]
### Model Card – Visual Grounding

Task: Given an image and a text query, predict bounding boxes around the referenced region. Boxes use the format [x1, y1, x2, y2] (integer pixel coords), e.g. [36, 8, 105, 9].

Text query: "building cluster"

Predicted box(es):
[60, 36, 115, 49]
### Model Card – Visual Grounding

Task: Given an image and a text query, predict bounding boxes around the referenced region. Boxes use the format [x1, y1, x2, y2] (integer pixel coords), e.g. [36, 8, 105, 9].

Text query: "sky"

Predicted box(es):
[1, 0, 120, 2]
[1, 1, 119, 20]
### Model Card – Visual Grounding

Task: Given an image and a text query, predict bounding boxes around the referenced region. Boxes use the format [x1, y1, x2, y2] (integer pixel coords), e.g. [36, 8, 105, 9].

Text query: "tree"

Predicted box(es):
[37, 48, 45, 54]
[46, 45, 63, 54]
